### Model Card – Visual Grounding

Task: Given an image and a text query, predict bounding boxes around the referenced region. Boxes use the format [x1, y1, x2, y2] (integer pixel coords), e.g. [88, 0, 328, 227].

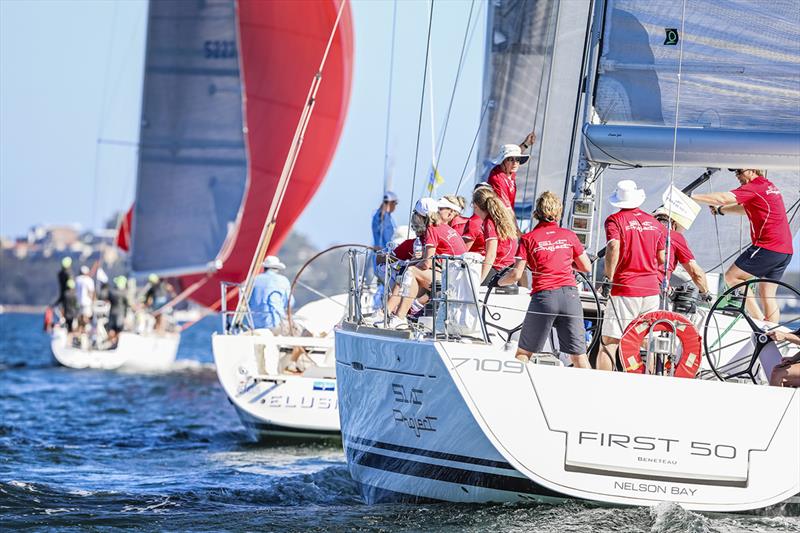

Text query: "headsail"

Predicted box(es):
[131, 0, 248, 277]
[129, 0, 353, 308]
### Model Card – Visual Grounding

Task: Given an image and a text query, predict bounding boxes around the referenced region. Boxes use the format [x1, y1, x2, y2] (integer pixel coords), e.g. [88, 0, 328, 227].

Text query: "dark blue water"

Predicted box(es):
[1, 313, 798, 532]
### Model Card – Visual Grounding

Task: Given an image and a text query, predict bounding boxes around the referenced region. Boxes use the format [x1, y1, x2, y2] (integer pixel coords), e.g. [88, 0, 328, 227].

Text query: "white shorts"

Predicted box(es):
[601, 294, 659, 339]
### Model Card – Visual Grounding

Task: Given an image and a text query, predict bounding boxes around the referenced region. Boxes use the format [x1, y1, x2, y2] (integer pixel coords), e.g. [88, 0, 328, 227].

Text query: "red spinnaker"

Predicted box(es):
[178, 0, 353, 309]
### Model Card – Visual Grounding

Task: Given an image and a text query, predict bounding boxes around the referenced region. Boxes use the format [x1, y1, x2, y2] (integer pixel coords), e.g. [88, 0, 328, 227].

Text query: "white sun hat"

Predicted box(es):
[391, 225, 409, 245]
[414, 197, 439, 216]
[437, 197, 462, 213]
[492, 144, 530, 165]
[262, 255, 286, 270]
[609, 180, 646, 209]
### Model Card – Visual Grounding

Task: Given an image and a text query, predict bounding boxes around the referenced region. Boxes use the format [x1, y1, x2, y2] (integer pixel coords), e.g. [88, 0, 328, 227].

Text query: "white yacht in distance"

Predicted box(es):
[334, 0, 800, 512]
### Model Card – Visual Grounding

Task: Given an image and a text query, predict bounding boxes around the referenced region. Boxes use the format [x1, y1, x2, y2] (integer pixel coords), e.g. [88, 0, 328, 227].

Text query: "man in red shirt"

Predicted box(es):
[653, 208, 711, 299]
[598, 180, 666, 371]
[487, 132, 536, 210]
[692, 169, 793, 323]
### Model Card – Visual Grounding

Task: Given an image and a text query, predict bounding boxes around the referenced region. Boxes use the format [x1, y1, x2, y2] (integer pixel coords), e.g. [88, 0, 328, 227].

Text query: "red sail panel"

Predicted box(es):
[116, 205, 133, 252]
[179, 0, 353, 309]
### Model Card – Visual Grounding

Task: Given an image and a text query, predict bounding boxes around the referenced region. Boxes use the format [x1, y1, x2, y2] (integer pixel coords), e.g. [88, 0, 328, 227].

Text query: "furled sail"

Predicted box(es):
[130, 0, 353, 308]
[580, 0, 799, 275]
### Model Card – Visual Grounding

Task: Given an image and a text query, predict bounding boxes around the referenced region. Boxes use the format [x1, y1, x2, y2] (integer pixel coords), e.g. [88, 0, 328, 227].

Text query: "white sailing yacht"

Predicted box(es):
[334, 0, 800, 512]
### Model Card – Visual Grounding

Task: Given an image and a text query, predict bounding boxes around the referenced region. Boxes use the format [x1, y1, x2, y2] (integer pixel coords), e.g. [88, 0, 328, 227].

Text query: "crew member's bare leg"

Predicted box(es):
[725, 264, 764, 321]
[597, 336, 619, 371]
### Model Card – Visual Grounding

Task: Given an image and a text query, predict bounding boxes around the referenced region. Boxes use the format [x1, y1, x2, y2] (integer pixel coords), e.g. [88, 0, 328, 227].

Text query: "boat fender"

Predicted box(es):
[43, 307, 53, 332]
[619, 310, 702, 378]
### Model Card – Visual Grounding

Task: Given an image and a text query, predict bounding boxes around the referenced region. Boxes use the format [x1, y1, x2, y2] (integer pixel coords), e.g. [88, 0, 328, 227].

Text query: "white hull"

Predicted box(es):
[335, 326, 800, 511]
[212, 332, 340, 441]
[50, 326, 179, 371]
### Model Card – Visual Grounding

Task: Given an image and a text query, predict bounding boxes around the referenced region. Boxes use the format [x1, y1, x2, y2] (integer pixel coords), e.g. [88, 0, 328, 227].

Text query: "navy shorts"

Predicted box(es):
[518, 285, 587, 355]
[734, 245, 792, 280]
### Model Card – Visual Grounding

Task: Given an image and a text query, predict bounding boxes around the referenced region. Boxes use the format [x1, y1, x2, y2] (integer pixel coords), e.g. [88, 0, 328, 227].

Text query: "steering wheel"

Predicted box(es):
[703, 278, 800, 383]
[481, 269, 603, 355]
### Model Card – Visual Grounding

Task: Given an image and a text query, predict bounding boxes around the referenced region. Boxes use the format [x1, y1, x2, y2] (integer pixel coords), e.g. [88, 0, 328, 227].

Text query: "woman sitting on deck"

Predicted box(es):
[382, 198, 467, 328]
[498, 191, 592, 369]
[471, 187, 519, 285]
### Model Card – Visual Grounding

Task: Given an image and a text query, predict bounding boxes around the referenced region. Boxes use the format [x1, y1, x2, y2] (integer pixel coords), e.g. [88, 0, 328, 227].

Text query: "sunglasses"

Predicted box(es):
[505, 157, 524, 163]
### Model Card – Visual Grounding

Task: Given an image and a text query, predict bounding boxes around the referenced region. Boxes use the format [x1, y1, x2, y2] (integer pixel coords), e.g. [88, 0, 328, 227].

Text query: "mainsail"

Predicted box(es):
[578, 0, 799, 271]
[129, 0, 353, 308]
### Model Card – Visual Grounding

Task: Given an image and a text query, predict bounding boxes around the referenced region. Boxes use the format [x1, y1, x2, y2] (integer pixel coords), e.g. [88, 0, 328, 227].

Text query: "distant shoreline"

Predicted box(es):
[0, 305, 46, 315]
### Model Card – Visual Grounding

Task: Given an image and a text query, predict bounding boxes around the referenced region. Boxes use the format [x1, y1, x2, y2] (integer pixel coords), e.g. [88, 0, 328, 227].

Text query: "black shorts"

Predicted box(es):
[518, 285, 587, 355]
[733, 245, 792, 280]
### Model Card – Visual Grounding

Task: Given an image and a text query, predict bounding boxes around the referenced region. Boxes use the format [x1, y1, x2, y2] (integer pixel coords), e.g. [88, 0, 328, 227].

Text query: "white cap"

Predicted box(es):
[383, 191, 399, 203]
[609, 180, 646, 209]
[414, 197, 439, 216]
[262, 255, 286, 270]
[438, 197, 462, 213]
[80, 265, 90, 275]
[492, 144, 530, 165]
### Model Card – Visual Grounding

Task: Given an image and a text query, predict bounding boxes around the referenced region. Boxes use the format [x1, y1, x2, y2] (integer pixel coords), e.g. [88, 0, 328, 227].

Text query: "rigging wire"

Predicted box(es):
[382, 0, 398, 195]
[432, 0, 480, 169]
[454, 98, 492, 195]
[662, 0, 688, 308]
[405, 0, 436, 238]
[519, 1, 560, 210]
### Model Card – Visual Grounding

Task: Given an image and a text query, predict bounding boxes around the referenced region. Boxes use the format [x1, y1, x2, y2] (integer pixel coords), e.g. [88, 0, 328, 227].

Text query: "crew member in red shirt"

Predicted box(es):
[692, 169, 793, 323]
[487, 131, 536, 211]
[498, 191, 592, 369]
[384, 197, 467, 327]
[440, 195, 469, 234]
[598, 180, 666, 371]
[462, 183, 493, 253]
[472, 187, 518, 283]
[653, 208, 711, 300]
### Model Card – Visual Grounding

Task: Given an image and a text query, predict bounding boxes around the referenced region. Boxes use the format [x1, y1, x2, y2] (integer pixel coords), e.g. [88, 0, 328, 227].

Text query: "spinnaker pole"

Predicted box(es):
[231, 0, 348, 329]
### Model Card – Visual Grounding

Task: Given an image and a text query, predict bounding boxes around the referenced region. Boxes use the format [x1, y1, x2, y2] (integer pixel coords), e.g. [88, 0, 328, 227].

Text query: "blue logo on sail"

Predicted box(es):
[313, 381, 335, 391]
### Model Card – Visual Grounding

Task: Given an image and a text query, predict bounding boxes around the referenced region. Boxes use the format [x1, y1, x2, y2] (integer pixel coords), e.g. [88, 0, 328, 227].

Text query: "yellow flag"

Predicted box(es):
[426, 164, 444, 193]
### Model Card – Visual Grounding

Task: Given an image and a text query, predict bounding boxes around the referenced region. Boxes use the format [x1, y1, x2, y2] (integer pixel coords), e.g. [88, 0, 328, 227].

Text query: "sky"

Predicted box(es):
[0, 0, 487, 247]
[0, 0, 797, 272]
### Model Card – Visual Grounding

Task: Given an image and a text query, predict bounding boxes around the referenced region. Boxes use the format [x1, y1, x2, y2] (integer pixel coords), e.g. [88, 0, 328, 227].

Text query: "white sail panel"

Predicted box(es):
[594, 0, 800, 132]
[131, 0, 247, 276]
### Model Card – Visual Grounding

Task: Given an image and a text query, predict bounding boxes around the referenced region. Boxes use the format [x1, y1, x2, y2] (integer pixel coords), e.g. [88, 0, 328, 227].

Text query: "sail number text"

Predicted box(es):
[204, 40, 237, 59]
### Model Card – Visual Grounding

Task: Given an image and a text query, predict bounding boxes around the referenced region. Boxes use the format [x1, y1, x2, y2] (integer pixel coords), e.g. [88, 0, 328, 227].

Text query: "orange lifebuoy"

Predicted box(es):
[619, 310, 702, 378]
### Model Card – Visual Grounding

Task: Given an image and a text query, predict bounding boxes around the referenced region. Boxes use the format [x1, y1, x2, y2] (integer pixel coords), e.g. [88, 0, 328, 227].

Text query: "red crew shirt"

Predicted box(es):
[393, 238, 416, 261]
[450, 215, 469, 235]
[462, 214, 486, 254]
[518, 221, 584, 293]
[487, 165, 517, 210]
[482, 216, 517, 269]
[657, 226, 694, 283]
[731, 176, 793, 255]
[424, 224, 467, 256]
[605, 208, 665, 297]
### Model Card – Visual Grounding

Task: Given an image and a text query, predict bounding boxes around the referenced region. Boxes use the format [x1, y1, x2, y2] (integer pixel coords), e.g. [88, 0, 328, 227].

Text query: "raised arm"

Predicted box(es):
[519, 131, 536, 152]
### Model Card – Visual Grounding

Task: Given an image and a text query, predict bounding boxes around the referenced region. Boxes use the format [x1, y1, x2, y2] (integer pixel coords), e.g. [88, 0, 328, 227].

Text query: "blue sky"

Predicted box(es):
[0, 0, 487, 247]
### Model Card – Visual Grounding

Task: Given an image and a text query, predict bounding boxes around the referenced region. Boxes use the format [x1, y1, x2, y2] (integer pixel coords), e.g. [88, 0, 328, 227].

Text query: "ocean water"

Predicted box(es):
[1, 312, 798, 532]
